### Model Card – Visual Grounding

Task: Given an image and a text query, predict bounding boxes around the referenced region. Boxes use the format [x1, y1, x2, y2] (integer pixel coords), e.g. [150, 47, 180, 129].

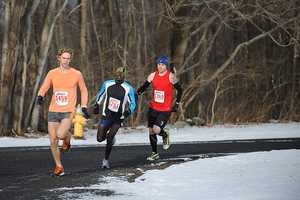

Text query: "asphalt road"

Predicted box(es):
[0, 138, 299, 200]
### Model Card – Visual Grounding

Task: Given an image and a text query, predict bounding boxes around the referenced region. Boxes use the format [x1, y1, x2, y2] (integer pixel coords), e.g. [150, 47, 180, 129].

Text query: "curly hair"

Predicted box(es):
[57, 48, 74, 58]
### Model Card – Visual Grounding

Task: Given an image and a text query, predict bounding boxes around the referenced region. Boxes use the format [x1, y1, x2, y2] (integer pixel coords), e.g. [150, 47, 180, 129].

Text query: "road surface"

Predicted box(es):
[0, 138, 299, 199]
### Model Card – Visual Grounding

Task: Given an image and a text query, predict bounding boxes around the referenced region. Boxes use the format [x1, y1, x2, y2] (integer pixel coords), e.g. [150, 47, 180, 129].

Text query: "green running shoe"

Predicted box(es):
[147, 152, 160, 161]
[162, 129, 170, 150]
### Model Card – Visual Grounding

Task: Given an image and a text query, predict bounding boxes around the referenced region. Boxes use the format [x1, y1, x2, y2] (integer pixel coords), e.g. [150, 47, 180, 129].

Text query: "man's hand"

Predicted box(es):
[137, 88, 143, 96]
[93, 104, 99, 115]
[82, 107, 90, 119]
[124, 110, 131, 118]
[37, 95, 44, 105]
[172, 102, 180, 112]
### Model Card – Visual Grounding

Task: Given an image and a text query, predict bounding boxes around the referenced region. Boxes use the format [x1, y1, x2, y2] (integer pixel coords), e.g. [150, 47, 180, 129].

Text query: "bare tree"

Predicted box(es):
[0, 0, 27, 135]
[1, 0, 299, 136]
[17, 0, 41, 135]
[26, 0, 68, 131]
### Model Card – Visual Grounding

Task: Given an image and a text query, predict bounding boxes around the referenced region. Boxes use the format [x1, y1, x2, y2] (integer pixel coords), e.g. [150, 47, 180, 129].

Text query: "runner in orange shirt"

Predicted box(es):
[37, 48, 89, 176]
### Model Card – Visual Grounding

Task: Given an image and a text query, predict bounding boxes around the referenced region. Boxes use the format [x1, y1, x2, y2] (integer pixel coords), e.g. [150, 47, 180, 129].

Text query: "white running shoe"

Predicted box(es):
[101, 159, 110, 169]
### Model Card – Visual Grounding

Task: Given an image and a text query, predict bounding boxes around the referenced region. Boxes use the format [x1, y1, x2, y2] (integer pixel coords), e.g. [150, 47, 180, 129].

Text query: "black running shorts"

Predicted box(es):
[147, 108, 171, 129]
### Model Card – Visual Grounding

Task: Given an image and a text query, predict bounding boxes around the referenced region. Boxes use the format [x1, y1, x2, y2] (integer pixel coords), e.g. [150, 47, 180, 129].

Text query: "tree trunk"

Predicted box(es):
[90, 1, 104, 83]
[80, 0, 92, 97]
[134, 0, 148, 126]
[134, 31, 144, 127]
[26, 0, 68, 131]
[210, 79, 220, 126]
[80, 0, 88, 70]
[170, 24, 190, 121]
[171, 24, 189, 72]
[0, 0, 27, 136]
[289, 12, 299, 120]
[17, 0, 40, 135]
[0, 1, 12, 135]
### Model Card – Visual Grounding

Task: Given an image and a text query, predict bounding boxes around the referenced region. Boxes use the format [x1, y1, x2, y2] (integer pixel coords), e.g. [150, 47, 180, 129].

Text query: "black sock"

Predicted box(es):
[105, 138, 114, 160]
[149, 134, 157, 153]
[104, 123, 120, 160]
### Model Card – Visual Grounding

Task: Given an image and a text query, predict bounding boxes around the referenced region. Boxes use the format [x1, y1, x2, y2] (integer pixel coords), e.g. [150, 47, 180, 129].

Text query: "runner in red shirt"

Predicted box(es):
[137, 55, 182, 161]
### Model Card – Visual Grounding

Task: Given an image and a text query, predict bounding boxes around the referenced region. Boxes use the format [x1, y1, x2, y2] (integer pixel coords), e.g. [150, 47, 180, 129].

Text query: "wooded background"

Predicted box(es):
[0, 0, 299, 136]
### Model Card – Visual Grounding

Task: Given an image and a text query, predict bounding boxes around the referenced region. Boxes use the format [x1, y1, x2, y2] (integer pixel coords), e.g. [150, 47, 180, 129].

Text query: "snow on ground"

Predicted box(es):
[1, 122, 300, 199]
[0, 122, 299, 148]
[52, 150, 300, 200]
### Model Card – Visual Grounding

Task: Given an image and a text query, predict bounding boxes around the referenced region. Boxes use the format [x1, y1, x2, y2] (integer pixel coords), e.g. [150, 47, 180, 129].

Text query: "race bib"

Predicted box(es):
[154, 90, 165, 103]
[55, 91, 68, 106]
[108, 97, 121, 112]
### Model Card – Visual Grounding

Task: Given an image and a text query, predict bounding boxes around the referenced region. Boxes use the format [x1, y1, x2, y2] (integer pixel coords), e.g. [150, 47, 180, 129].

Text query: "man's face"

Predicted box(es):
[116, 73, 124, 81]
[115, 67, 126, 81]
[58, 52, 71, 68]
[157, 63, 167, 73]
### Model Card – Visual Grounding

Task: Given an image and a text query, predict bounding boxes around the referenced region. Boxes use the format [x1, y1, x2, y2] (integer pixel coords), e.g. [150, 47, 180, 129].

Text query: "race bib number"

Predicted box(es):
[154, 90, 165, 103]
[108, 97, 121, 112]
[55, 91, 68, 106]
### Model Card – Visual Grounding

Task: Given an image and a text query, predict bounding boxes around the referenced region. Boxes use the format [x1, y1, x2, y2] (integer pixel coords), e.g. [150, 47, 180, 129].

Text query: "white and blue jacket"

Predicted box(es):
[95, 80, 136, 121]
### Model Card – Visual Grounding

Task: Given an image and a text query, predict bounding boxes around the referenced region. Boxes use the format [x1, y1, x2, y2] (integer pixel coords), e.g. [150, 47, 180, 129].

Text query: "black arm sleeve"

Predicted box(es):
[137, 81, 151, 95]
[173, 82, 182, 103]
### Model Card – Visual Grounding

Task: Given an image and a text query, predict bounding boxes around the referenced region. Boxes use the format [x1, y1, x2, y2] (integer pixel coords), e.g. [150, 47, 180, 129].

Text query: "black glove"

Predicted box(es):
[82, 107, 90, 119]
[172, 102, 179, 112]
[37, 95, 44, 105]
[137, 89, 142, 96]
[124, 110, 131, 118]
[93, 104, 99, 115]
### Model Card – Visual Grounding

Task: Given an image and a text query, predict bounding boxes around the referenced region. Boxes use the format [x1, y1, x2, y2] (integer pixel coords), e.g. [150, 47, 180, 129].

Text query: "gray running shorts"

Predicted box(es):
[48, 112, 71, 122]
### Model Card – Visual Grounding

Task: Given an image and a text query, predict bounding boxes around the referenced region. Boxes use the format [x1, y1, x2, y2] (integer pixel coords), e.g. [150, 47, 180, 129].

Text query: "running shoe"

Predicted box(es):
[102, 159, 110, 169]
[147, 152, 160, 161]
[162, 129, 170, 150]
[53, 165, 65, 176]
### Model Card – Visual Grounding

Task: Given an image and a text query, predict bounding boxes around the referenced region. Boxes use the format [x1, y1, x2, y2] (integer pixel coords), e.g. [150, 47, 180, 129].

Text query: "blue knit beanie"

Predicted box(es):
[156, 55, 169, 66]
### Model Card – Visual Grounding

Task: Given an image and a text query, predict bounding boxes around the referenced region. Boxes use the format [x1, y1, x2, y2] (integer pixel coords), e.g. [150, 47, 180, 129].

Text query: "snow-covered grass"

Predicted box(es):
[0, 122, 299, 148]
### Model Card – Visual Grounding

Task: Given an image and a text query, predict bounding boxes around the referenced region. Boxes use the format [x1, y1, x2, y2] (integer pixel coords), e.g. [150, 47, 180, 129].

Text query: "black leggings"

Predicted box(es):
[97, 123, 121, 159]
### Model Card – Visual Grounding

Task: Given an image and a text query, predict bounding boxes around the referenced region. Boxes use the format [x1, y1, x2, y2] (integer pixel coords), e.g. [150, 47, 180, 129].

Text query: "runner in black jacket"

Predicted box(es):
[94, 67, 136, 168]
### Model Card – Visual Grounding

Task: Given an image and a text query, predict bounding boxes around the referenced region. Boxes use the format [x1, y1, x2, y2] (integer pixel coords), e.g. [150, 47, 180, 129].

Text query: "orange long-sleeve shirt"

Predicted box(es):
[38, 67, 88, 112]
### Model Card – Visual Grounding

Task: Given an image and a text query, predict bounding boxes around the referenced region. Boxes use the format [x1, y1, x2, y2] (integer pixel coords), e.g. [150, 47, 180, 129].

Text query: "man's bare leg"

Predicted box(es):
[57, 118, 72, 140]
[57, 118, 72, 151]
[48, 122, 62, 167]
[48, 118, 72, 167]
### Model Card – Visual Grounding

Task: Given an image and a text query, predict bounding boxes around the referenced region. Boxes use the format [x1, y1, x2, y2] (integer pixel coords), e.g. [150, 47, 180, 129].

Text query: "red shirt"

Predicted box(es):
[149, 71, 173, 111]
